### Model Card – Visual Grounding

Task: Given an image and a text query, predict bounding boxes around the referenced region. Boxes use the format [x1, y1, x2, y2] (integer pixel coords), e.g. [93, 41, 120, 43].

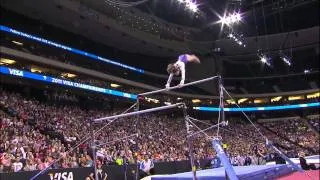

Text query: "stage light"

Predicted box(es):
[111, 83, 120, 88]
[280, 53, 292, 66]
[227, 32, 246, 47]
[271, 96, 282, 102]
[219, 12, 242, 26]
[307, 92, 320, 99]
[238, 98, 248, 104]
[282, 57, 291, 66]
[259, 54, 271, 66]
[61, 73, 77, 78]
[192, 99, 201, 103]
[260, 56, 267, 63]
[226, 99, 236, 104]
[288, 95, 304, 101]
[0, 58, 16, 65]
[188, 2, 198, 12]
[304, 69, 310, 74]
[12, 41, 23, 46]
[220, 16, 231, 26]
[176, 0, 198, 12]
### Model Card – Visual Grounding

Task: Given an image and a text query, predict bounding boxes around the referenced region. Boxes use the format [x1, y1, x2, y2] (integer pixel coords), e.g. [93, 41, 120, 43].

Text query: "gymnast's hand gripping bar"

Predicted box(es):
[138, 76, 219, 96]
[94, 103, 184, 123]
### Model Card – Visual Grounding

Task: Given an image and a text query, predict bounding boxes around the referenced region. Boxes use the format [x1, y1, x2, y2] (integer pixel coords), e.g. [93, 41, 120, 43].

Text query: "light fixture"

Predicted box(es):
[306, 92, 320, 99]
[175, 0, 198, 12]
[188, 3, 198, 12]
[271, 96, 282, 102]
[61, 73, 77, 78]
[304, 69, 311, 74]
[238, 98, 248, 104]
[0, 58, 16, 65]
[280, 53, 292, 66]
[12, 41, 23, 46]
[226, 99, 236, 104]
[228, 32, 246, 47]
[110, 83, 120, 88]
[254, 99, 265, 104]
[259, 54, 271, 66]
[192, 99, 201, 103]
[219, 12, 242, 26]
[31, 67, 43, 73]
[288, 95, 304, 101]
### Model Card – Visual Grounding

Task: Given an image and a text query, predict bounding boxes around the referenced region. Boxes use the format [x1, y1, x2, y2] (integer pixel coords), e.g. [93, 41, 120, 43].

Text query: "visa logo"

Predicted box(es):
[9, 68, 23, 77]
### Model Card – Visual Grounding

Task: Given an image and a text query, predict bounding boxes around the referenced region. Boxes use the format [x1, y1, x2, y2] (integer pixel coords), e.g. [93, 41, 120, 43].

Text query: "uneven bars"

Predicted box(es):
[139, 76, 219, 96]
[94, 103, 183, 123]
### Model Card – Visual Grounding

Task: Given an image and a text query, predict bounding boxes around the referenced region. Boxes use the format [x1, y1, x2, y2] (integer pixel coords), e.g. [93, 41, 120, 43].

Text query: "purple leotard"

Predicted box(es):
[178, 54, 188, 63]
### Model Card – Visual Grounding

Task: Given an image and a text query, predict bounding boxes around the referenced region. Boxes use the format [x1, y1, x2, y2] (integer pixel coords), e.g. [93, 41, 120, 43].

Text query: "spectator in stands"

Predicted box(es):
[139, 155, 154, 178]
[299, 152, 316, 170]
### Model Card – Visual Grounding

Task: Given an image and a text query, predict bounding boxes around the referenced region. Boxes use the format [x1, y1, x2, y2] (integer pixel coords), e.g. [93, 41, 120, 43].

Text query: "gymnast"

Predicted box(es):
[165, 54, 200, 88]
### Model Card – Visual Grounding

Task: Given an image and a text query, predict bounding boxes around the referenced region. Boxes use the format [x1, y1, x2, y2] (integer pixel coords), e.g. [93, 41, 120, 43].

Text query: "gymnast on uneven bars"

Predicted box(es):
[165, 54, 200, 89]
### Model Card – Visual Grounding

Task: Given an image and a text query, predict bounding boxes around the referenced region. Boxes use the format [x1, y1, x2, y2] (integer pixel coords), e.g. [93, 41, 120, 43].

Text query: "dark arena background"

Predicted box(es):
[0, 0, 319, 180]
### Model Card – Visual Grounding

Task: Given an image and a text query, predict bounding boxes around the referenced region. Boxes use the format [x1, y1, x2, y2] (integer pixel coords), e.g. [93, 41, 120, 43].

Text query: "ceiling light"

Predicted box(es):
[254, 99, 265, 104]
[219, 12, 242, 26]
[238, 98, 248, 104]
[31, 67, 43, 73]
[282, 57, 291, 66]
[110, 83, 120, 88]
[304, 69, 311, 74]
[259, 54, 271, 66]
[61, 73, 77, 78]
[0, 58, 16, 65]
[12, 41, 23, 46]
[280, 53, 292, 66]
[192, 99, 201, 103]
[288, 95, 304, 101]
[260, 56, 267, 63]
[226, 99, 236, 104]
[188, 2, 198, 12]
[306, 92, 320, 99]
[271, 96, 282, 102]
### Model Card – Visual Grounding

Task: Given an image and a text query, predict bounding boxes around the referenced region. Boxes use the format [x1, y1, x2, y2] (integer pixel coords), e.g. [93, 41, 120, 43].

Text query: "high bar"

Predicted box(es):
[94, 103, 184, 123]
[139, 76, 219, 96]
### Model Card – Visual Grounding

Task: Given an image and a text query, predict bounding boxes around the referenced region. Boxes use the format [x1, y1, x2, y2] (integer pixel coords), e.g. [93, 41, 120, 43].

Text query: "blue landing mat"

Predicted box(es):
[150, 164, 296, 180]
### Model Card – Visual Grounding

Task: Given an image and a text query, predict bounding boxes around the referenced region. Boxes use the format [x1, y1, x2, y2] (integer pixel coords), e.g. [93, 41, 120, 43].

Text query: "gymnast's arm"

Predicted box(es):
[166, 73, 174, 88]
[179, 66, 185, 86]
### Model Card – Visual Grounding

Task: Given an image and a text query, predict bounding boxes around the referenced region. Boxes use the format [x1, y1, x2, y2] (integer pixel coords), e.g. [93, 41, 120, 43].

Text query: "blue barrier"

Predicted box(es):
[0, 66, 137, 100]
[193, 102, 320, 112]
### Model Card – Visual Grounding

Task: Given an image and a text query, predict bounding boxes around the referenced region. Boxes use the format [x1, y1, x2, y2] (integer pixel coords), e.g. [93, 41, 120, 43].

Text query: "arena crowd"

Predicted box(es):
[0, 88, 319, 173]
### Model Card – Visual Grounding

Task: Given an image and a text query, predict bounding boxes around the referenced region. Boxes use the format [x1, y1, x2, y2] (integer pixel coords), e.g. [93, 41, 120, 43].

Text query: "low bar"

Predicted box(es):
[139, 76, 218, 96]
[94, 103, 183, 123]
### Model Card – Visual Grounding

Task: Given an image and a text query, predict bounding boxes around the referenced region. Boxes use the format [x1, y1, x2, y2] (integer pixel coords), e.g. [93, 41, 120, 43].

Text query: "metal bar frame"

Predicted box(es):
[138, 76, 219, 96]
[94, 103, 184, 123]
